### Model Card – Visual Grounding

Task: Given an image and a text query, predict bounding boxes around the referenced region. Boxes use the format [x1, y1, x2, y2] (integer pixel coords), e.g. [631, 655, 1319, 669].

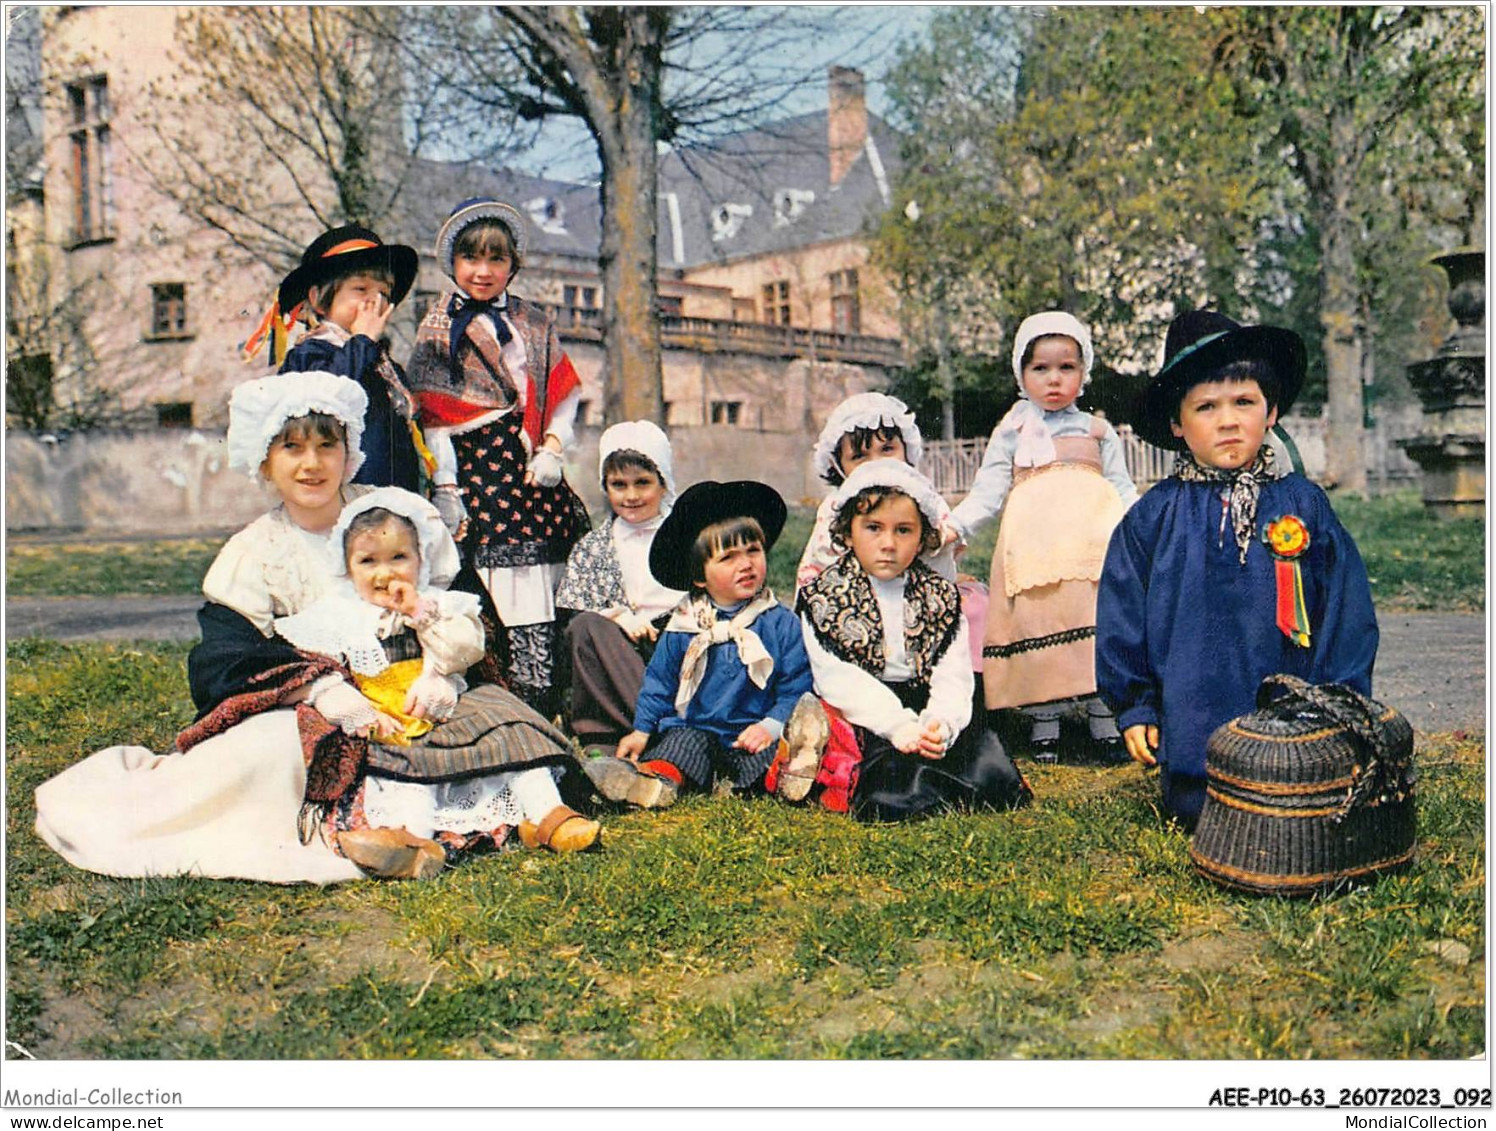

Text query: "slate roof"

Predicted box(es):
[657, 109, 901, 268]
[397, 109, 900, 272]
[397, 157, 602, 265]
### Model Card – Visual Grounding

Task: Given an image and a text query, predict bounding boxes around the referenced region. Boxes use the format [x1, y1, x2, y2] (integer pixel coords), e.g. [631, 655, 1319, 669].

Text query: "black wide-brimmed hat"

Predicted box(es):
[648, 480, 787, 592]
[278, 224, 419, 312]
[1134, 310, 1307, 450]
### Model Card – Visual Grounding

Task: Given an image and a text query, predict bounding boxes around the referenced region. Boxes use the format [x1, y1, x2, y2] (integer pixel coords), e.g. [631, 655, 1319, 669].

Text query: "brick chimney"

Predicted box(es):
[828, 66, 867, 187]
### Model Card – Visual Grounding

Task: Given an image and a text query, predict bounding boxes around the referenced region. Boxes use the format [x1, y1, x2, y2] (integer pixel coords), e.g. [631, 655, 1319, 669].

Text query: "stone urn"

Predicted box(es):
[1398, 249, 1485, 519]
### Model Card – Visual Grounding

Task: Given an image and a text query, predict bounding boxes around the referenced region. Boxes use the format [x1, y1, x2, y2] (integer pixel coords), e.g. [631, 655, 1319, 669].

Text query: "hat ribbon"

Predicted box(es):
[243, 296, 305, 367]
[1158, 329, 1230, 378]
[320, 238, 379, 258]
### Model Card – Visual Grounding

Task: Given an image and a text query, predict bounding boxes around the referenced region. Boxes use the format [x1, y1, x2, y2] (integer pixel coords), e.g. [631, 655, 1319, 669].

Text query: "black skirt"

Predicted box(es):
[852, 681, 1030, 822]
[454, 413, 590, 569]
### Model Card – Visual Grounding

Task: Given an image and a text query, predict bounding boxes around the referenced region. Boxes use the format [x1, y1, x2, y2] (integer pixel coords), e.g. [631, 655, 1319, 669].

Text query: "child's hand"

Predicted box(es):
[939, 523, 962, 549]
[525, 440, 564, 487]
[404, 672, 458, 721]
[732, 723, 774, 754]
[350, 292, 393, 340]
[915, 720, 947, 759]
[621, 611, 659, 643]
[616, 731, 650, 762]
[1124, 724, 1159, 767]
[432, 485, 468, 539]
[891, 720, 925, 755]
[369, 709, 405, 740]
[370, 579, 421, 617]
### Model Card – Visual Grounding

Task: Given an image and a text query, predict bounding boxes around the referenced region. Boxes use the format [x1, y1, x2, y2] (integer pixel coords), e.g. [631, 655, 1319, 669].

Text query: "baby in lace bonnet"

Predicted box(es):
[274, 486, 482, 744]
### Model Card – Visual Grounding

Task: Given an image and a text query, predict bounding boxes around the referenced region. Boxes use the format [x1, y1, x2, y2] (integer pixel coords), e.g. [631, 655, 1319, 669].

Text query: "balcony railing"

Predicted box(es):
[924, 425, 1176, 497]
[549, 305, 906, 367]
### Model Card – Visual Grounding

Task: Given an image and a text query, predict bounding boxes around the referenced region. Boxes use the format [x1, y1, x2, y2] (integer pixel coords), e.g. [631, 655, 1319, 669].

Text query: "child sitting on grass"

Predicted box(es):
[1096, 310, 1379, 828]
[556, 420, 685, 756]
[275, 487, 599, 868]
[796, 391, 986, 689]
[585, 480, 817, 807]
[796, 393, 943, 591]
[796, 461, 1031, 821]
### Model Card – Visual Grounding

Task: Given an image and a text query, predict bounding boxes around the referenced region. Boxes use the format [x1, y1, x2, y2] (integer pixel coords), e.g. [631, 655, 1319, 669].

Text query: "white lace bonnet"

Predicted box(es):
[327, 486, 461, 590]
[227, 371, 368, 482]
[598, 419, 676, 501]
[1012, 311, 1094, 393]
[812, 392, 924, 482]
[830, 458, 946, 536]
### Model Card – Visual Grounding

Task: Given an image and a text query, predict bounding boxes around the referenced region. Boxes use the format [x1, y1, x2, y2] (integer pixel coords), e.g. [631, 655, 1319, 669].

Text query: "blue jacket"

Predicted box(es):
[1096, 473, 1378, 790]
[634, 601, 814, 744]
[282, 334, 421, 491]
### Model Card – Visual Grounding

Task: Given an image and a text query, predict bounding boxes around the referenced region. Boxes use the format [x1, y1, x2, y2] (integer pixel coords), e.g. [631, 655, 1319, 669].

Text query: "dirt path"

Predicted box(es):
[5, 597, 1485, 734]
[5, 595, 204, 642]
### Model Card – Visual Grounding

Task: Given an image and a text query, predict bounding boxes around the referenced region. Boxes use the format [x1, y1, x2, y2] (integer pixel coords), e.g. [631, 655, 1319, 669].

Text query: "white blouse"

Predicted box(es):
[949, 405, 1138, 541]
[801, 578, 974, 747]
[612, 514, 683, 620]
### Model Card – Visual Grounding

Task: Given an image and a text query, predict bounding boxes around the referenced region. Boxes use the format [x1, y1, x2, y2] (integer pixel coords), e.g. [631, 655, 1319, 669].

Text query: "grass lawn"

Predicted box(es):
[4, 489, 1485, 1059]
[5, 537, 224, 598]
[4, 636, 1485, 1060]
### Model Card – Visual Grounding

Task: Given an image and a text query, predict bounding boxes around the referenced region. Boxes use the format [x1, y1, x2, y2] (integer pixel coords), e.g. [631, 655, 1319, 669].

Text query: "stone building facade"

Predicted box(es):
[16, 10, 905, 443]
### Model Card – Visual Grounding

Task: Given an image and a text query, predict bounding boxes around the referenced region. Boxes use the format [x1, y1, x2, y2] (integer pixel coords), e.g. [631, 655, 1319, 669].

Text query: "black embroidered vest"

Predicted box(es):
[796, 555, 962, 687]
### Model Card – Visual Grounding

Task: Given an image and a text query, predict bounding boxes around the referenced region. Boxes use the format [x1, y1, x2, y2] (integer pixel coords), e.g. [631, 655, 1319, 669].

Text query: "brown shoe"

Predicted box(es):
[581, 755, 678, 808]
[337, 827, 445, 880]
[777, 693, 830, 803]
[518, 806, 602, 853]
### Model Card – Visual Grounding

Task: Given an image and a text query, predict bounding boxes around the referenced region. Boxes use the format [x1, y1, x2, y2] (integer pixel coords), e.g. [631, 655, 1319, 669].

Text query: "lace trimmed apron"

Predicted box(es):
[981, 423, 1127, 709]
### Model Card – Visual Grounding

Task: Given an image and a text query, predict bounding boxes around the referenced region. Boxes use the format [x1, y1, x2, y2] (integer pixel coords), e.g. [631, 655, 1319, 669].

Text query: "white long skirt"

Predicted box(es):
[33, 709, 364, 885]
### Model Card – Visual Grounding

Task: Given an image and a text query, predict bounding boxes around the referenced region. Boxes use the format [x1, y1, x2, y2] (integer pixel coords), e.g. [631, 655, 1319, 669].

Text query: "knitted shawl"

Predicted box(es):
[405, 292, 581, 453]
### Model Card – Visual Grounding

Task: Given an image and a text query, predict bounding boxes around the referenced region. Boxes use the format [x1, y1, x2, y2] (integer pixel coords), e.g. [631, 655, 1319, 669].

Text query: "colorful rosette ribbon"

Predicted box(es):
[1262, 514, 1311, 647]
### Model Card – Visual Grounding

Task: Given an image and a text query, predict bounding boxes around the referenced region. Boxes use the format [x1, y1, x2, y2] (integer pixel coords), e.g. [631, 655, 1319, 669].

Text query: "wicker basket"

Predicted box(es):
[1190, 675, 1416, 897]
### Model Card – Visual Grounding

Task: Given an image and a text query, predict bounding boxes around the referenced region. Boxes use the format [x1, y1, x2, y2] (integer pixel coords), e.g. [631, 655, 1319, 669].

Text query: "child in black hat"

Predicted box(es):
[271, 224, 425, 491]
[1095, 310, 1379, 828]
[584, 480, 817, 806]
[402, 197, 590, 717]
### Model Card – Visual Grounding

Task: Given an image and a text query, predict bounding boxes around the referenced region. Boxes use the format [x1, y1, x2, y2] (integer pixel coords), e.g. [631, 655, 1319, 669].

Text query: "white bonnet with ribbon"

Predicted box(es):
[812, 392, 924, 483]
[327, 486, 460, 590]
[227, 371, 368, 483]
[598, 420, 676, 502]
[830, 458, 946, 536]
[1012, 311, 1094, 392]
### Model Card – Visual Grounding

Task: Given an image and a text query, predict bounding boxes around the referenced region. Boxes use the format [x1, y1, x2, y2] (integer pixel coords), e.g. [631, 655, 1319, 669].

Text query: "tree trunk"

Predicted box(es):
[592, 33, 664, 426]
[936, 305, 955, 441]
[597, 124, 664, 425]
[1317, 110, 1367, 494]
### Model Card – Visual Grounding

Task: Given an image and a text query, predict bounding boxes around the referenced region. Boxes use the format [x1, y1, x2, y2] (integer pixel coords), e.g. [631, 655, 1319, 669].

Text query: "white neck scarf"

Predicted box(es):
[666, 589, 778, 713]
[1000, 399, 1058, 468]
